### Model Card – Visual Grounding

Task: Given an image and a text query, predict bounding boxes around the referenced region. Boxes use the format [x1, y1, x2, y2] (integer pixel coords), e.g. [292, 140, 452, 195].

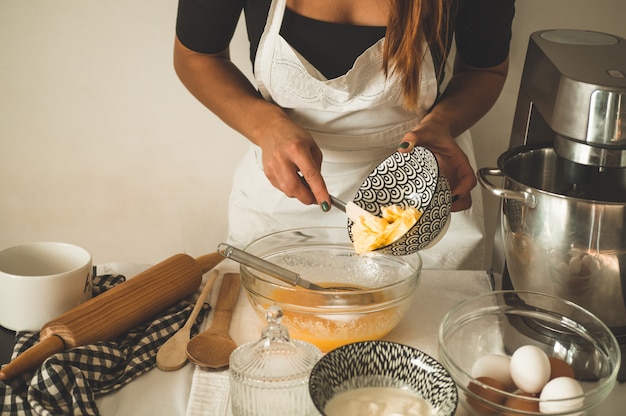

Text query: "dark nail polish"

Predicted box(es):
[321, 201, 330, 212]
[398, 141, 410, 149]
[451, 194, 459, 203]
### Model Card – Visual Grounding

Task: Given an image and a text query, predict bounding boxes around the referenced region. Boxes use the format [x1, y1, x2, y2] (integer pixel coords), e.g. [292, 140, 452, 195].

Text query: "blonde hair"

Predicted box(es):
[383, 0, 449, 110]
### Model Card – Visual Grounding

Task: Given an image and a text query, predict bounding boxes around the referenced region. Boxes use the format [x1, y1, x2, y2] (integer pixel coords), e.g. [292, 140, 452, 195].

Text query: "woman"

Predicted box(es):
[174, 0, 515, 269]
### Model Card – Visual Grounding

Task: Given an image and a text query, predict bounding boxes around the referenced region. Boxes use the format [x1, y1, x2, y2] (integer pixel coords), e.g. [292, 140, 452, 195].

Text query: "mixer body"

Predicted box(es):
[485, 29, 626, 379]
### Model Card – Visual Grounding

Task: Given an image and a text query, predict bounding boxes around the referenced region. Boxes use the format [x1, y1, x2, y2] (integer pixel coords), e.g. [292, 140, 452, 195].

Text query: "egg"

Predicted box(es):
[471, 354, 515, 391]
[510, 345, 551, 394]
[549, 357, 575, 380]
[502, 392, 539, 416]
[467, 376, 507, 415]
[539, 377, 584, 414]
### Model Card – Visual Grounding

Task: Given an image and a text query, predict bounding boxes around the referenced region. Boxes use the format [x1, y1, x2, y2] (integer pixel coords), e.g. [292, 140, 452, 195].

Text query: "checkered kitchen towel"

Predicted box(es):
[0, 273, 210, 416]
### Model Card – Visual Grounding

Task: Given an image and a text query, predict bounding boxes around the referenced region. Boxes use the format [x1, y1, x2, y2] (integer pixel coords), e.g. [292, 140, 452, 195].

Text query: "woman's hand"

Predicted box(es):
[398, 55, 509, 212]
[174, 38, 330, 209]
[398, 118, 476, 212]
[256, 116, 330, 208]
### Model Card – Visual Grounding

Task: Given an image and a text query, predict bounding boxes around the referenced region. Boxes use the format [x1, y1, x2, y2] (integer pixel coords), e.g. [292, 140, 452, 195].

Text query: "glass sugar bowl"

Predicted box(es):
[229, 305, 322, 416]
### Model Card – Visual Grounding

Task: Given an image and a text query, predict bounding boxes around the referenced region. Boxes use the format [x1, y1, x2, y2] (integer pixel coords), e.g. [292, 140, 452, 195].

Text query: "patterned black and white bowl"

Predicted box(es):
[309, 340, 458, 415]
[348, 147, 452, 256]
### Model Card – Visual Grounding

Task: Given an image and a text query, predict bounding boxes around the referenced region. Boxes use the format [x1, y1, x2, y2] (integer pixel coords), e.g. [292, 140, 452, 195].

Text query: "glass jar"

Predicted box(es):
[229, 305, 322, 416]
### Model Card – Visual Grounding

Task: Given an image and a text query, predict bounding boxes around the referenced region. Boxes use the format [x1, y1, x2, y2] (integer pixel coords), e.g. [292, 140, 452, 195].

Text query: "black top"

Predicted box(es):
[176, 0, 515, 83]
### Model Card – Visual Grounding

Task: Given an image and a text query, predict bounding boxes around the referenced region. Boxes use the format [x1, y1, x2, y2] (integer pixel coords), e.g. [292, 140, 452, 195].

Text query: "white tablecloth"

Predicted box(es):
[94, 263, 625, 416]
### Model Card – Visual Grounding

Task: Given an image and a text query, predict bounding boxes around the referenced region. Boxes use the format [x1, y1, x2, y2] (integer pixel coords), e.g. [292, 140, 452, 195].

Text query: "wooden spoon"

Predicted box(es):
[186, 272, 241, 369]
[156, 269, 220, 371]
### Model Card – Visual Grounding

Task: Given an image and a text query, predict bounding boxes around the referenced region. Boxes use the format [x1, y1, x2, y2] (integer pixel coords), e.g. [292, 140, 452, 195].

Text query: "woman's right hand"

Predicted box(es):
[174, 38, 330, 210]
[255, 115, 330, 208]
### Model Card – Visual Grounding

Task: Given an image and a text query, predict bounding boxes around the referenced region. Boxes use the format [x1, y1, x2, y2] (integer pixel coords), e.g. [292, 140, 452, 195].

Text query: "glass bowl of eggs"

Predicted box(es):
[438, 291, 621, 415]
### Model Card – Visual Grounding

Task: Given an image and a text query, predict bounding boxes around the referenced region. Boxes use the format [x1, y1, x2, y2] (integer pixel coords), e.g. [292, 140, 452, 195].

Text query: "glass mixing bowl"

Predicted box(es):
[438, 291, 621, 416]
[239, 227, 422, 352]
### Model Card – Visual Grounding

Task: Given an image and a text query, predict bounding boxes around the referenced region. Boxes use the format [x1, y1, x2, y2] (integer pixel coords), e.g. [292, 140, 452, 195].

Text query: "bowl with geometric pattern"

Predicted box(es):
[309, 340, 458, 415]
[348, 147, 452, 256]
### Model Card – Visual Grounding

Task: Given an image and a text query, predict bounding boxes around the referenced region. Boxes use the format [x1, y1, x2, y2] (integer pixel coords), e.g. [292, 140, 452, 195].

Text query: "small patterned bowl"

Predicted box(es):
[349, 147, 452, 256]
[309, 340, 458, 415]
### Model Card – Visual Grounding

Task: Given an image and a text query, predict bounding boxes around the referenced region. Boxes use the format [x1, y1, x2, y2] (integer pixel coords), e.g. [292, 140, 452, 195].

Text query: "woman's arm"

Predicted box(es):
[399, 0, 514, 211]
[174, 37, 272, 140]
[173, 37, 330, 207]
[431, 55, 509, 139]
[399, 55, 509, 211]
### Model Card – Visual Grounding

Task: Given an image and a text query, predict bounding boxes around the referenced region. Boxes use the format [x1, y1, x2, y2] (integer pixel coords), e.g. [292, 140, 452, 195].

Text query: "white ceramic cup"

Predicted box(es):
[0, 242, 93, 332]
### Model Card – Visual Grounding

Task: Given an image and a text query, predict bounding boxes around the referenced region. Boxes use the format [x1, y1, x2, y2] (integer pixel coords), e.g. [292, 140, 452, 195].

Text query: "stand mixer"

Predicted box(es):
[481, 29, 626, 380]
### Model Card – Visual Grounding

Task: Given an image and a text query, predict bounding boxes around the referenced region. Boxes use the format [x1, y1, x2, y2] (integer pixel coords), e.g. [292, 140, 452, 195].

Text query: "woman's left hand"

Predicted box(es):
[398, 56, 509, 212]
[399, 119, 476, 212]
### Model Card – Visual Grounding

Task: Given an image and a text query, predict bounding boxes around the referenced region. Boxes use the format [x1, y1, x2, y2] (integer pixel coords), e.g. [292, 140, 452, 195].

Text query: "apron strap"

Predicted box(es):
[254, 0, 286, 101]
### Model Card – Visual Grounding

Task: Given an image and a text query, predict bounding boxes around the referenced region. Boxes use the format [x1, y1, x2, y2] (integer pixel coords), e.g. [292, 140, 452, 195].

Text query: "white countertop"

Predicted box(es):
[93, 265, 625, 416]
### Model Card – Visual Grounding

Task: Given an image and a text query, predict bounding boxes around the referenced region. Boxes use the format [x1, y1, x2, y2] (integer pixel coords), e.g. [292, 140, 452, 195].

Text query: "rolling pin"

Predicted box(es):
[0, 252, 223, 381]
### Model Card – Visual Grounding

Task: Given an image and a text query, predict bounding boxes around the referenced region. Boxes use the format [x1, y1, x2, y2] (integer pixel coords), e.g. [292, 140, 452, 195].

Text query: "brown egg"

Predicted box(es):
[502, 392, 540, 415]
[467, 376, 507, 415]
[549, 357, 575, 380]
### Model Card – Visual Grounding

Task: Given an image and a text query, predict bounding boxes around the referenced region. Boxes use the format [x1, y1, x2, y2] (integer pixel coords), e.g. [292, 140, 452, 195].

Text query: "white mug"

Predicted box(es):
[0, 242, 93, 332]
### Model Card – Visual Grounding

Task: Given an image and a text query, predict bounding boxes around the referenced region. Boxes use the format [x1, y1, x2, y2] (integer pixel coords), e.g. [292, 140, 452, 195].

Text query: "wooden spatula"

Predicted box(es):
[156, 269, 220, 371]
[186, 273, 241, 369]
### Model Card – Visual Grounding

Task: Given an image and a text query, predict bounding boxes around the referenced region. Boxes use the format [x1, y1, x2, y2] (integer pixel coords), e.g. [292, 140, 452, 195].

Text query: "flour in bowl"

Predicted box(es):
[324, 386, 436, 416]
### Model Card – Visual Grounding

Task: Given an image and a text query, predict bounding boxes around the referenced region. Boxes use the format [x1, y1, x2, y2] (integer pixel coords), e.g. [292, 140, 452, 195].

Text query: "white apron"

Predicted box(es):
[226, 0, 485, 269]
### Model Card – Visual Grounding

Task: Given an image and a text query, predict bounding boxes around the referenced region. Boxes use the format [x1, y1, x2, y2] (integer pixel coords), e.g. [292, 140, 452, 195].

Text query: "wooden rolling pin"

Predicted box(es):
[0, 252, 223, 381]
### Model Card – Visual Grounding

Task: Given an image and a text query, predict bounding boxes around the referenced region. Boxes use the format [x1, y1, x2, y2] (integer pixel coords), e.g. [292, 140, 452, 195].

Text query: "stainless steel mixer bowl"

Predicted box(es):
[478, 144, 626, 334]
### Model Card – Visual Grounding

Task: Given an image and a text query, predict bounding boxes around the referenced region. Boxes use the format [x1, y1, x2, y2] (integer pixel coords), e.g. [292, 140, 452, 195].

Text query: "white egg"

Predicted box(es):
[471, 354, 515, 391]
[539, 377, 584, 414]
[581, 254, 601, 275]
[568, 256, 583, 274]
[510, 345, 551, 394]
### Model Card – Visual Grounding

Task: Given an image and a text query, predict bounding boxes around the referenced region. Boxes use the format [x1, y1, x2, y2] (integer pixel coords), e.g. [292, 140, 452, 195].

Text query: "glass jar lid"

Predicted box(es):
[229, 305, 322, 381]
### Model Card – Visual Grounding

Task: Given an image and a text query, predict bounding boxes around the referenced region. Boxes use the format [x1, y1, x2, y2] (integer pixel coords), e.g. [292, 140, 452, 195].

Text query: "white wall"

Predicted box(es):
[1, 1, 623, 266]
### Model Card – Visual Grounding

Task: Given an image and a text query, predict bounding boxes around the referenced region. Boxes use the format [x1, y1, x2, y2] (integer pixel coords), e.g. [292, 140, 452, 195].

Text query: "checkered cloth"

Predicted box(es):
[0, 273, 210, 416]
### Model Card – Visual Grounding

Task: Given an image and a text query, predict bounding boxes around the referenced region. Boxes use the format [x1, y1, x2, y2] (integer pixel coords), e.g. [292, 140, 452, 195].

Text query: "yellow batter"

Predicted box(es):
[254, 283, 406, 352]
[352, 205, 422, 253]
